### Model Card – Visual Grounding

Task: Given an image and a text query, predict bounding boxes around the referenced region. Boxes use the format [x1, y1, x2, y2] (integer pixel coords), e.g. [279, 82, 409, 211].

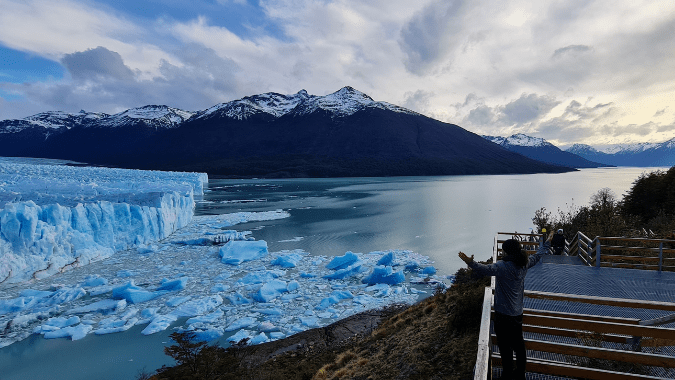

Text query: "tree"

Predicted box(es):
[164, 331, 208, 374]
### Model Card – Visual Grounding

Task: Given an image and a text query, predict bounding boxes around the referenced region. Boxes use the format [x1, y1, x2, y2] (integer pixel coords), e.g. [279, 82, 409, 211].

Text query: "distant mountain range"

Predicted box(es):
[482, 134, 611, 168]
[566, 140, 675, 167]
[0, 87, 571, 177]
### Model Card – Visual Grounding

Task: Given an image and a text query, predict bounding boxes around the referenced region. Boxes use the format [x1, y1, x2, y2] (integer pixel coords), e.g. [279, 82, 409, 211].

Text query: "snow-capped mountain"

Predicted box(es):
[99, 105, 195, 129]
[0, 87, 571, 177]
[193, 86, 417, 121]
[566, 138, 675, 167]
[0, 106, 193, 133]
[483, 133, 610, 168]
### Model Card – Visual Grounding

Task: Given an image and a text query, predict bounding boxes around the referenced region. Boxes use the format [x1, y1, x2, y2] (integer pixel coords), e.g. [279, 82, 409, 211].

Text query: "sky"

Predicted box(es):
[0, 0, 674, 147]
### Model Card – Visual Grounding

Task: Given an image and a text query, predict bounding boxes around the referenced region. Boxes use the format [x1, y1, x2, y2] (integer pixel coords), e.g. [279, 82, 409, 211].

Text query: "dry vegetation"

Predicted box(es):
[148, 268, 490, 380]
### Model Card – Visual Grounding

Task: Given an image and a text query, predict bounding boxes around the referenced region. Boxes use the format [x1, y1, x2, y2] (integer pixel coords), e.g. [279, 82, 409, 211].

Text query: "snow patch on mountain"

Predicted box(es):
[483, 133, 552, 148]
[198, 90, 312, 120]
[100, 106, 195, 128]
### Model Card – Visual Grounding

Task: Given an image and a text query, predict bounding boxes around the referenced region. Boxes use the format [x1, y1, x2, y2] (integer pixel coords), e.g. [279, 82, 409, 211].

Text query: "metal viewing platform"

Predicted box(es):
[474, 232, 675, 380]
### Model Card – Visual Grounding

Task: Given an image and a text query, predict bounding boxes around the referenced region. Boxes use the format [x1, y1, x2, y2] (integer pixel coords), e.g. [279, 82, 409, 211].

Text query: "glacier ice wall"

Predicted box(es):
[0, 159, 207, 284]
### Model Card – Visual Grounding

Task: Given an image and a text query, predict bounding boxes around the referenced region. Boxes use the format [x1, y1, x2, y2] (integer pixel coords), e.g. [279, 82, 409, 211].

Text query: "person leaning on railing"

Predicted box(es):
[458, 231, 553, 380]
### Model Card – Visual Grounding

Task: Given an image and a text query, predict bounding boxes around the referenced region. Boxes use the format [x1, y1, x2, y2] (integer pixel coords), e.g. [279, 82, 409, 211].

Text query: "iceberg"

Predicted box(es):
[326, 251, 360, 270]
[362, 266, 405, 285]
[219, 240, 269, 265]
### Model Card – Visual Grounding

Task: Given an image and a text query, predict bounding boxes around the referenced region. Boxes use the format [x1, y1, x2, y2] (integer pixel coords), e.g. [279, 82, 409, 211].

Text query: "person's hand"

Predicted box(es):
[458, 251, 474, 264]
[546, 231, 554, 242]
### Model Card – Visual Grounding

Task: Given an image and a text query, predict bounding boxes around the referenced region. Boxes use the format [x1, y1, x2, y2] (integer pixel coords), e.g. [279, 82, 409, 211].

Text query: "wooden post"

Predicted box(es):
[596, 238, 601, 267]
[659, 242, 663, 272]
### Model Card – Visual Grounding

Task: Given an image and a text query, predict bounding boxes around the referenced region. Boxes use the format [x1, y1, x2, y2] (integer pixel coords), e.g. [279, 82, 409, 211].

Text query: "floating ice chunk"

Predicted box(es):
[377, 251, 395, 266]
[323, 263, 363, 280]
[43, 324, 92, 340]
[95, 311, 139, 335]
[352, 294, 376, 305]
[83, 275, 108, 287]
[250, 332, 269, 345]
[112, 281, 167, 304]
[238, 271, 279, 285]
[189, 328, 223, 342]
[35, 316, 81, 333]
[271, 252, 303, 268]
[258, 321, 279, 332]
[88, 285, 113, 296]
[20, 289, 54, 298]
[326, 251, 360, 270]
[270, 332, 285, 340]
[422, 266, 437, 275]
[186, 309, 224, 325]
[362, 266, 405, 285]
[226, 317, 258, 331]
[69, 299, 127, 314]
[142, 314, 178, 335]
[287, 280, 299, 292]
[316, 296, 339, 310]
[219, 240, 269, 265]
[227, 329, 252, 344]
[299, 316, 319, 327]
[404, 261, 420, 271]
[166, 296, 191, 307]
[210, 284, 230, 293]
[171, 295, 223, 317]
[252, 307, 282, 315]
[157, 277, 188, 291]
[226, 292, 252, 305]
[117, 270, 135, 278]
[300, 272, 316, 278]
[253, 280, 288, 302]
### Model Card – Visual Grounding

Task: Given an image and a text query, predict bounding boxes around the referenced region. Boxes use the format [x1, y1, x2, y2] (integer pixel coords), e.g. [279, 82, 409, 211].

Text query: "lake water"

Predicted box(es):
[198, 167, 661, 276]
[0, 167, 663, 380]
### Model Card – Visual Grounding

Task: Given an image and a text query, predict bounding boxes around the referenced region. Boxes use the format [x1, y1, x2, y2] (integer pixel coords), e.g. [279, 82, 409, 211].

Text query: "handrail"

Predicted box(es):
[474, 287, 493, 380]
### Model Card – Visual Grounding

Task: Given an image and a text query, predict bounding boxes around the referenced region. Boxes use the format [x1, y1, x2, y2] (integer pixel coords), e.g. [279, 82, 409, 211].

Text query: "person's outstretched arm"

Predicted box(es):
[527, 231, 554, 268]
[458, 251, 500, 276]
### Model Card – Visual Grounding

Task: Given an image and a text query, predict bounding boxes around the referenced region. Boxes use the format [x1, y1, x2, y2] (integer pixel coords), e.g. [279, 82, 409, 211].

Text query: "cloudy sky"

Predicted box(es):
[1, 0, 674, 147]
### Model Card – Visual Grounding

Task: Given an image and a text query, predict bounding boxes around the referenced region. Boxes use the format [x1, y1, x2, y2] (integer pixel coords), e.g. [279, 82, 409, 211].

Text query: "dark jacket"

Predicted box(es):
[468, 242, 549, 316]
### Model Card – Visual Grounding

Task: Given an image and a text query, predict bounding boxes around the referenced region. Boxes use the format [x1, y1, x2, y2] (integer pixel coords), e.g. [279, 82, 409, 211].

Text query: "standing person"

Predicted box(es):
[458, 232, 552, 380]
[551, 229, 566, 255]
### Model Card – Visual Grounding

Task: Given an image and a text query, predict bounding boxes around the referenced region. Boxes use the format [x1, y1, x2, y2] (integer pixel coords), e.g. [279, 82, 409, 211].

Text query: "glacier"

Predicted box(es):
[0, 158, 207, 283]
[0, 157, 448, 356]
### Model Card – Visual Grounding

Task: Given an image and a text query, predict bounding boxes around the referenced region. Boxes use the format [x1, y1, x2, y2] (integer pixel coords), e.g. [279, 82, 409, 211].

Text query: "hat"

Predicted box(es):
[557, 229, 563, 234]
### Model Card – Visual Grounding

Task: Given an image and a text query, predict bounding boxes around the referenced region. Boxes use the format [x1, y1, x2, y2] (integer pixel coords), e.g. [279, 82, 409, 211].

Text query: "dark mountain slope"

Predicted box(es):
[0, 87, 573, 177]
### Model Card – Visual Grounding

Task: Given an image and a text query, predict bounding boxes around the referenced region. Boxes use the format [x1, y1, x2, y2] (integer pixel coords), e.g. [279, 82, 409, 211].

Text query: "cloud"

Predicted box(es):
[402, 89, 434, 113]
[5, 45, 242, 114]
[501, 93, 560, 124]
[654, 108, 667, 117]
[552, 45, 592, 59]
[398, 0, 467, 75]
[62, 47, 135, 81]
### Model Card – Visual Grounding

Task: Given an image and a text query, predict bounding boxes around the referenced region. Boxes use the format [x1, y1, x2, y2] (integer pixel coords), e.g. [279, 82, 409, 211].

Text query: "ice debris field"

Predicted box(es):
[0, 158, 448, 349]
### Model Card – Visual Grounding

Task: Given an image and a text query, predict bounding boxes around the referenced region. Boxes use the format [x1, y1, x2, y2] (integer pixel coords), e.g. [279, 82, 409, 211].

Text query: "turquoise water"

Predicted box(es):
[0, 167, 662, 380]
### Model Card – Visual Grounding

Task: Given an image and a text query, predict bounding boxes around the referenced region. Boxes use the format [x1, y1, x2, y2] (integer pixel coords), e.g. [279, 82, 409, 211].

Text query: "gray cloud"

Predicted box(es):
[466, 104, 495, 125]
[6, 45, 243, 115]
[552, 45, 592, 59]
[398, 0, 466, 75]
[62, 47, 135, 81]
[501, 93, 560, 124]
[402, 89, 434, 113]
[654, 108, 667, 117]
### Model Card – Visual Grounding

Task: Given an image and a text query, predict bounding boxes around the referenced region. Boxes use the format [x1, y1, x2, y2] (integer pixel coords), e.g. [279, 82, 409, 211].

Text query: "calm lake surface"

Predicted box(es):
[0, 167, 663, 380]
[198, 167, 663, 276]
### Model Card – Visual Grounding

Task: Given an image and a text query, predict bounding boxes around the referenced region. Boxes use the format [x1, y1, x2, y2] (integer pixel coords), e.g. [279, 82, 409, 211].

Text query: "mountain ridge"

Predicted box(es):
[482, 133, 610, 168]
[0, 87, 572, 177]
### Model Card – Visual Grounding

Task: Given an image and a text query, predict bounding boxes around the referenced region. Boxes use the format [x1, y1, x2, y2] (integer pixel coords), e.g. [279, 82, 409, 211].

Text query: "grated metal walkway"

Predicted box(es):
[517, 261, 675, 378]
